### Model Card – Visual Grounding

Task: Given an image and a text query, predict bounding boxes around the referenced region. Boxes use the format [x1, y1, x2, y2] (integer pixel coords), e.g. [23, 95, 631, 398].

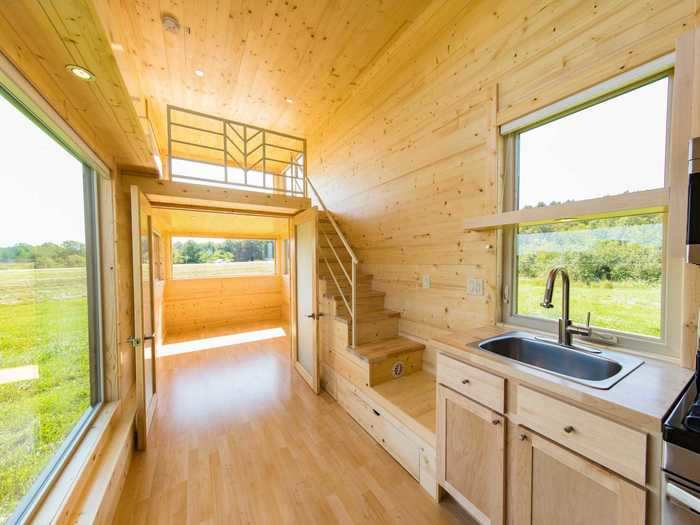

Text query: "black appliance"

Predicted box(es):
[662, 351, 700, 523]
[689, 137, 700, 265]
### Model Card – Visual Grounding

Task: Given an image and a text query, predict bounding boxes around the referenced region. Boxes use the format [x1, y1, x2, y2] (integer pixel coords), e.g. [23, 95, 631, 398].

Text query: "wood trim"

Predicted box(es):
[498, 53, 675, 133]
[123, 174, 311, 214]
[463, 188, 669, 231]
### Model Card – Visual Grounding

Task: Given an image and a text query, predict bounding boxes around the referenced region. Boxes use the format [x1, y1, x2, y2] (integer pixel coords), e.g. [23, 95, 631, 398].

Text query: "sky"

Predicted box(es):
[0, 94, 85, 247]
[518, 77, 668, 208]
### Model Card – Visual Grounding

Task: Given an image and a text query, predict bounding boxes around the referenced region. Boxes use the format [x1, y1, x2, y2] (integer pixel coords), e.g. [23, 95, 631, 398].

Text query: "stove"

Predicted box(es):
[662, 352, 700, 523]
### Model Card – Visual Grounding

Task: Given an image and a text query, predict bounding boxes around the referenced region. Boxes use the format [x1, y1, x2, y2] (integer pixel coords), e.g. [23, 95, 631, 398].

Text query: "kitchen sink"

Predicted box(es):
[473, 331, 644, 389]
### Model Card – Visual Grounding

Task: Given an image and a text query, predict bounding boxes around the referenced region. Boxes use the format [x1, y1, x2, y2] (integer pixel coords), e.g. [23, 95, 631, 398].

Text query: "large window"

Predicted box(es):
[171, 237, 275, 279]
[504, 72, 671, 350]
[0, 90, 101, 521]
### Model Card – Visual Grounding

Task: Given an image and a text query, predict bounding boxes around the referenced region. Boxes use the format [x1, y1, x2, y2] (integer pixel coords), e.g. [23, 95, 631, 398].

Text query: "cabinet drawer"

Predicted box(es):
[517, 386, 646, 485]
[437, 353, 505, 412]
[373, 413, 421, 479]
[336, 376, 421, 480]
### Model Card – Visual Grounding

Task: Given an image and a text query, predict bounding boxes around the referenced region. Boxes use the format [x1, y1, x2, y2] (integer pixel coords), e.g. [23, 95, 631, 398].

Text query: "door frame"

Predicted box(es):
[131, 185, 158, 450]
[290, 207, 320, 393]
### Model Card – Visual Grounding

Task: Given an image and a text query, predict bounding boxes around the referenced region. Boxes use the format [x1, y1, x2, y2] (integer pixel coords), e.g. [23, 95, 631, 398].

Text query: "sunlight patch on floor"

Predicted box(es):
[0, 364, 39, 385]
[158, 327, 286, 357]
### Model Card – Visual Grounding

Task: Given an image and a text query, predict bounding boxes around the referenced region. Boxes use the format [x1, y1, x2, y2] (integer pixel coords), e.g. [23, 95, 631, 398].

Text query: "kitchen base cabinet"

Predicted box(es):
[513, 427, 645, 525]
[437, 385, 505, 525]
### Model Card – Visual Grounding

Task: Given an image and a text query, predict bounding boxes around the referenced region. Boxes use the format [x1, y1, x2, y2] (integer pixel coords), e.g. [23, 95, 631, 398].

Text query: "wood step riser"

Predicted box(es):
[335, 297, 386, 315]
[368, 349, 423, 386]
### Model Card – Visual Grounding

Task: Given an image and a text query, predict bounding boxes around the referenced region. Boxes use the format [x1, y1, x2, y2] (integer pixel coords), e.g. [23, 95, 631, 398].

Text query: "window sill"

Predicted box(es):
[170, 272, 278, 281]
[29, 390, 136, 524]
[463, 188, 669, 231]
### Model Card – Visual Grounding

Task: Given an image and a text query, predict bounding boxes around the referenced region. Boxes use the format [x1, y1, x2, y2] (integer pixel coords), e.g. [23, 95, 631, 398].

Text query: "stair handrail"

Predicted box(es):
[306, 176, 358, 348]
[305, 178, 358, 263]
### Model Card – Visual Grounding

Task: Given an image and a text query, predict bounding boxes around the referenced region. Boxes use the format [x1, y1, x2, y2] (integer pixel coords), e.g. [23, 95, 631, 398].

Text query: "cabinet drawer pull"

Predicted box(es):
[461, 379, 470, 385]
[564, 425, 575, 434]
[372, 409, 380, 416]
[492, 419, 501, 425]
[519, 433, 528, 441]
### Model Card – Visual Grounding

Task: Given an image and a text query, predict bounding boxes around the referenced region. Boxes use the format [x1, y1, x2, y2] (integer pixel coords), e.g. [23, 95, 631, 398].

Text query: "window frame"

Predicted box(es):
[501, 70, 675, 356]
[170, 235, 278, 280]
[0, 86, 104, 524]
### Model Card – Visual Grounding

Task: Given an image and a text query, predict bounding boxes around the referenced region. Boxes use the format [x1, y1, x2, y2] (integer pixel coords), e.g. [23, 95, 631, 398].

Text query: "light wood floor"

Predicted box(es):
[113, 321, 473, 525]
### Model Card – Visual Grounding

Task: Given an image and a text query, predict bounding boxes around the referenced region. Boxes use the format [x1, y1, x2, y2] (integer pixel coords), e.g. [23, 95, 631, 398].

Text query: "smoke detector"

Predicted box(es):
[161, 13, 180, 34]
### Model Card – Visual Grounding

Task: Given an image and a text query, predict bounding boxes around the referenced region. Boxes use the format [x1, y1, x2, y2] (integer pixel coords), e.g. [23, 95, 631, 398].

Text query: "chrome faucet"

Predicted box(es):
[541, 266, 592, 346]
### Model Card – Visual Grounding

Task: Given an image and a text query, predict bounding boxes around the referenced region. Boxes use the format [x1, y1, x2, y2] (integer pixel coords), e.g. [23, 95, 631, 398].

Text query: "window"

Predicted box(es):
[152, 232, 163, 281]
[0, 89, 101, 522]
[171, 237, 276, 279]
[283, 239, 290, 276]
[503, 71, 671, 351]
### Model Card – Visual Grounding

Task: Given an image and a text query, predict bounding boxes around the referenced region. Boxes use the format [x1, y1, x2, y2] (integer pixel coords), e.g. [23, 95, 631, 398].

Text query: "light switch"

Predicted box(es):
[421, 274, 431, 289]
[467, 278, 484, 296]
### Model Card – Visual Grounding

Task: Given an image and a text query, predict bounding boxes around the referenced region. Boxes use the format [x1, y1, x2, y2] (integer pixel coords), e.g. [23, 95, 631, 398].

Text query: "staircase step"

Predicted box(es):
[335, 309, 400, 324]
[323, 289, 383, 301]
[353, 336, 425, 364]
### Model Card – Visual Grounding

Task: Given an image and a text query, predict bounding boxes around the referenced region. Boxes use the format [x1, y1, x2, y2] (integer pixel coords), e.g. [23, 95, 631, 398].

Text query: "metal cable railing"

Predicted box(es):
[306, 177, 359, 348]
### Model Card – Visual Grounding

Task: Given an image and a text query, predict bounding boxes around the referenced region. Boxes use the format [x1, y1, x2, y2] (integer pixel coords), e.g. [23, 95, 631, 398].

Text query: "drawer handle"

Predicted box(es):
[564, 425, 575, 434]
[491, 419, 501, 425]
[461, 379, 470, 385]
[519, 433, 528, 441]
[372, 409, 380, 416]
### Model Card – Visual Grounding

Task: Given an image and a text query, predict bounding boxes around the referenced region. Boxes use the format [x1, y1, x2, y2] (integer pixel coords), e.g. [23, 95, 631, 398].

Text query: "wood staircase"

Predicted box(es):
[317, 211, 425, 386]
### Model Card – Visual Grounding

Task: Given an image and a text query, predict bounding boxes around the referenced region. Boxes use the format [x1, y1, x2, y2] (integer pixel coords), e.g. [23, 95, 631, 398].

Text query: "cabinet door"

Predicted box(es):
[513, 427, 645, 525]
[437, 385, 505, 525]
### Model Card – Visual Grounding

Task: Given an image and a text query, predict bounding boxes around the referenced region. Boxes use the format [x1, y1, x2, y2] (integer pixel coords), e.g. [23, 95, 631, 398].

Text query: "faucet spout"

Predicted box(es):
[540, 266, 586, 346]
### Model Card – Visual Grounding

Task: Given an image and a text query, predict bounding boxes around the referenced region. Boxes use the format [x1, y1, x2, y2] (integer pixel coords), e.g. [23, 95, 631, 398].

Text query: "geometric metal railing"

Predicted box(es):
[167, 105, 307, 197]
[306, 177, 359, 348]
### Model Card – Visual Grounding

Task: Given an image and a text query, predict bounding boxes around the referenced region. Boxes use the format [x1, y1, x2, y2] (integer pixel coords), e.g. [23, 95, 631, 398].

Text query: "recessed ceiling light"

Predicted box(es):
[65, 64, 96, 81]
[194, 69, 205, 77]
[110, 42, 124, 52]
[285, 97, 294, 104]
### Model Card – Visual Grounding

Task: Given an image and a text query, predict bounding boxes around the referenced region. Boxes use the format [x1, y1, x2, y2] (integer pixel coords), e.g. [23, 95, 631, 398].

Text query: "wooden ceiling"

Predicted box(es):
[0, 1, 155, 170]
[151, 207, 289, 238]
[94, 0, 432, 161]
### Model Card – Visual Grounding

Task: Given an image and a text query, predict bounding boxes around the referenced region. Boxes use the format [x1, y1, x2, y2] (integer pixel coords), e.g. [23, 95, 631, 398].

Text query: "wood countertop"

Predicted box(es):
[431, 325, 694, 433]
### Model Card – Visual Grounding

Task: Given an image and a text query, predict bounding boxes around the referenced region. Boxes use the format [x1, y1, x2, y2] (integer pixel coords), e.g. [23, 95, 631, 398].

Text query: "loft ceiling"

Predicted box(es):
[152, 207, 289, 237]
[97, 0, 431, 164]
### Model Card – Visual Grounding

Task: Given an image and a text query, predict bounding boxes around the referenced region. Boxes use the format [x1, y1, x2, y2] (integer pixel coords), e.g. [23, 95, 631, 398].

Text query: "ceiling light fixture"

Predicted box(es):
[110, 42, 125, 52]
[65, 64, 96, 81]
[194, 69, 205, 78]
[285, 97, 294, 104]
[161, 13, 181, 34]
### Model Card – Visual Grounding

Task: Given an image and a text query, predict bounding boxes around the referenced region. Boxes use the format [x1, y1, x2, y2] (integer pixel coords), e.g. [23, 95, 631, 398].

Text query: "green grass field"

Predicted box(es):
[517, 277, 661, 337]
[172, 260, 275, 279]
[0, 267, 90, 522]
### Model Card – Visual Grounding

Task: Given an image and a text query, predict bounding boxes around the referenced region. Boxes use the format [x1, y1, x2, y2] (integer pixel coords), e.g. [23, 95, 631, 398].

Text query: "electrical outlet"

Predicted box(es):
[421, 274, 431, 289]
[467, 278, 484, 296]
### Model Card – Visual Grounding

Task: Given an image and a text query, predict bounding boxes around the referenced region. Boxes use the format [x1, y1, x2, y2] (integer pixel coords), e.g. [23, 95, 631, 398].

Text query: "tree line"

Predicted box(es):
[518, 214, 662, 285]
[173, 239, 274, 264]
[0, 241, 86, 268]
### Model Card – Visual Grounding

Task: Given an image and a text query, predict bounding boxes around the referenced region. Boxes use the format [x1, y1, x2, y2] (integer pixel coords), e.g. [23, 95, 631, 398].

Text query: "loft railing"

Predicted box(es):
[167, 105, 307, 197]
[306, 178, 358, 348]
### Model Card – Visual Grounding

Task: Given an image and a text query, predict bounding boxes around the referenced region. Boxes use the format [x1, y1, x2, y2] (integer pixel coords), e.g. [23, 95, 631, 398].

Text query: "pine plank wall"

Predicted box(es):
[307, 0, 697, 361]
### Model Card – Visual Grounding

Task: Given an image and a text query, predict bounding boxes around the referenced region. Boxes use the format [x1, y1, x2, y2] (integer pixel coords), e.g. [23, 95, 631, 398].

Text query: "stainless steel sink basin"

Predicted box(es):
[473, 331, 643, 389]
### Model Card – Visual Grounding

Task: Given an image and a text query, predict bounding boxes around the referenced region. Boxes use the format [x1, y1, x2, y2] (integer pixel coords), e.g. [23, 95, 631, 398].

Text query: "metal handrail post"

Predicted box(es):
[351, 262, 357, 348]
[223, 121, 228, 183]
